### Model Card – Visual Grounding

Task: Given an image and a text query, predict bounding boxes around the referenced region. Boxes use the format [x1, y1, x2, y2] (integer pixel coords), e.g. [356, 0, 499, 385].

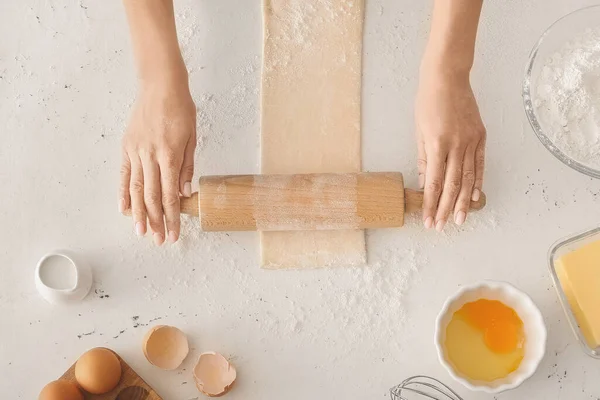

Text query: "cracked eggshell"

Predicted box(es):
[142, 325, 189, 370]
[193, 352, 237, 397]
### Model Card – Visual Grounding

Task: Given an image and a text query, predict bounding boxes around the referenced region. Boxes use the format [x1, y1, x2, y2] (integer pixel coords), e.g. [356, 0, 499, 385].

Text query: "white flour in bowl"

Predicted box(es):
[534, 27, 600, 169]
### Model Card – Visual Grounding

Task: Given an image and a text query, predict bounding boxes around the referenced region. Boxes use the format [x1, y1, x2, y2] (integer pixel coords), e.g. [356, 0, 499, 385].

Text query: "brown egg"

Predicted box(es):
[39, 380, 83, 400]
[75, 347, 122, 394]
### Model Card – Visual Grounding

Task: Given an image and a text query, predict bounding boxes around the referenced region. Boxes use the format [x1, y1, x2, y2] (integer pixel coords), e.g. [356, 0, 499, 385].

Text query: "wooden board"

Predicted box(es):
[60, 348, 162, 400]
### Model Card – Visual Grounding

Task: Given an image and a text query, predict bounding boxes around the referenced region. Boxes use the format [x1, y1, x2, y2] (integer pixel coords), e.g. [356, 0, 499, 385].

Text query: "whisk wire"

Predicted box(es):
[390, 375, 464, 400]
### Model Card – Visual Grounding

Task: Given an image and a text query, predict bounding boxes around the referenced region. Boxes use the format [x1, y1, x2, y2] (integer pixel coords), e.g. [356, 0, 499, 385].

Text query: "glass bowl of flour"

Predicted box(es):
[523, 5, 600, 178]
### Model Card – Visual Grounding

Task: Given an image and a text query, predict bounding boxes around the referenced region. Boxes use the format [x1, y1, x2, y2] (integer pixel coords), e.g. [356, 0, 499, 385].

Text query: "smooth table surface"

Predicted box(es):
[2, 0, 600, 398]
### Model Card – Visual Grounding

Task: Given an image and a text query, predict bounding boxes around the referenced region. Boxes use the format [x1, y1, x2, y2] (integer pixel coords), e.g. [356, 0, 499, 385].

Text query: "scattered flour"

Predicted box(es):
[534, 27, 600, 169]
[172, 207, 502, 357]
[175, 8, 260, 176]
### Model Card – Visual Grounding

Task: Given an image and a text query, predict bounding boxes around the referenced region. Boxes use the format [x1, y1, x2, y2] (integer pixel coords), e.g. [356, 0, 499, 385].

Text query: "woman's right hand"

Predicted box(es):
[119, 76, 197, 246]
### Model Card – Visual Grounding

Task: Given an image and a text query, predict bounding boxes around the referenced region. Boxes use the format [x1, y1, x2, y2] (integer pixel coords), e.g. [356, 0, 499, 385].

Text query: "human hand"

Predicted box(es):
[415, 69, 486, 231]
[120, 78, 196, 245]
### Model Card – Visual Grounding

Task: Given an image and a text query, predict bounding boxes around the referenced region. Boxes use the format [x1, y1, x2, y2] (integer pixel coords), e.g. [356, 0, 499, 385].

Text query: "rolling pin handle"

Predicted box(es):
[181, 192, 200, 216]
[121, 192, 200, 217]
[404, 189, 486, 214]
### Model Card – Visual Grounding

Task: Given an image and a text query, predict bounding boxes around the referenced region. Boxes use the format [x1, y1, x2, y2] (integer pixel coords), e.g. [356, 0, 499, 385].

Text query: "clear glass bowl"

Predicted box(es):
[522, 5, 600, 179]
[548, 226, 600, 358]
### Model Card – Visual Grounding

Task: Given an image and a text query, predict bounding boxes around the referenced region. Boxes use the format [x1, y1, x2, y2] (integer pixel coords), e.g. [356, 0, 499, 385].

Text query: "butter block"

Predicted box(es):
[555, 239, 600, 350]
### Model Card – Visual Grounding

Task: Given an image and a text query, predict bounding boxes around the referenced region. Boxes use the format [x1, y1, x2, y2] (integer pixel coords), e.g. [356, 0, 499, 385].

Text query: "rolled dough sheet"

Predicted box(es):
[261, 0, 366, 269]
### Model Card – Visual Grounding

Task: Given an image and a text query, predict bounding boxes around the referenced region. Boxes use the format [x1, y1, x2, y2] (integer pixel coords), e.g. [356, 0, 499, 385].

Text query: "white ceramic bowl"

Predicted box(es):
[435, 281, 547, 394]
[35, 250, 93, 304]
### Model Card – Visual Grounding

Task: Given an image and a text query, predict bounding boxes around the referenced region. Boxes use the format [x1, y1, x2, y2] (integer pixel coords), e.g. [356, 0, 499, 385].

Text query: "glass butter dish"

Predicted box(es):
[549, 226, 600, 358]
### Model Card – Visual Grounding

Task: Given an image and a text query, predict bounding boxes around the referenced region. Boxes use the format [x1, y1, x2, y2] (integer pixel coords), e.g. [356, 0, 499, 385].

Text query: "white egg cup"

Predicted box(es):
[35, 250, 93, 305]
[435, 281, 547, 394]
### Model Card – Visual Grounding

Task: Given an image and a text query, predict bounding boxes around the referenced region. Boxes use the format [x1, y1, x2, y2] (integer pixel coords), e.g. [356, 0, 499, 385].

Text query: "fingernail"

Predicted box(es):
[418, 175, 425, 189]
[472, 189, 481, 202]
[118, 198, 126, 214]
[435, 219, 446, 232]
[424, 217, 434, 229]
[168, 231, 178, 244]
[183, 182, 192, 198]
[455, 211, 466, 226]
[154, 232, 164, 246]
[135, 222, 145, 236]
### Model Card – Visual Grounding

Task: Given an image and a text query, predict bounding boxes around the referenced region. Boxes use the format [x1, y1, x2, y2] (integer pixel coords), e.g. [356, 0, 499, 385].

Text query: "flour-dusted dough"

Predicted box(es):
[261, 0, 366, 269]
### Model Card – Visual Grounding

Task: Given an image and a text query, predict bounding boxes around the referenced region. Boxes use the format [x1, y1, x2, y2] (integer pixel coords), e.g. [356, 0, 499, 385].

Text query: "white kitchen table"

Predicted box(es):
[1, 0, 600, 398]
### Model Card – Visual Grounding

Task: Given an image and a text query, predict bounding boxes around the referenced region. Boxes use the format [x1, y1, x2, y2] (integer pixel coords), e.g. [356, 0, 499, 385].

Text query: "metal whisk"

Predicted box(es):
[390, 375, 464, 400]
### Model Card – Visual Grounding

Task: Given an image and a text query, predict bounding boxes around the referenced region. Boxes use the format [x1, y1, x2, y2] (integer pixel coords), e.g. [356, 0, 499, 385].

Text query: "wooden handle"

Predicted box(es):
[123, 172, 487, 231]
[180, 193, 199, 216]
[404, 189, 487, 214]
[122, 194, 199, 217]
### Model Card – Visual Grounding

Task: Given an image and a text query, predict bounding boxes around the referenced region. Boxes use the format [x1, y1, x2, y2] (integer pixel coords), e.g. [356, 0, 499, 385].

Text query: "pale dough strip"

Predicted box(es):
[260, 0, 366, 269]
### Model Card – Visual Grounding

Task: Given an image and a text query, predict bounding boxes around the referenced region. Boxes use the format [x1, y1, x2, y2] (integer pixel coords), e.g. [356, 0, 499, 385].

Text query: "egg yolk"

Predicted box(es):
[460, 299, 524, 354]
[444, 299, 525, 382]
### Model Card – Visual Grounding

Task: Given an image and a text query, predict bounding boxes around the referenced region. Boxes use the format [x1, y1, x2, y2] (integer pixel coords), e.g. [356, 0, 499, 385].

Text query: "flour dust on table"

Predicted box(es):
[534, 27, 600, 169]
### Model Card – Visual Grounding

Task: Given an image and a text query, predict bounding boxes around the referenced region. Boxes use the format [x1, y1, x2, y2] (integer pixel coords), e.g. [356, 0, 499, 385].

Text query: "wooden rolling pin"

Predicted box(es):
[127, 172, 485, 232]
